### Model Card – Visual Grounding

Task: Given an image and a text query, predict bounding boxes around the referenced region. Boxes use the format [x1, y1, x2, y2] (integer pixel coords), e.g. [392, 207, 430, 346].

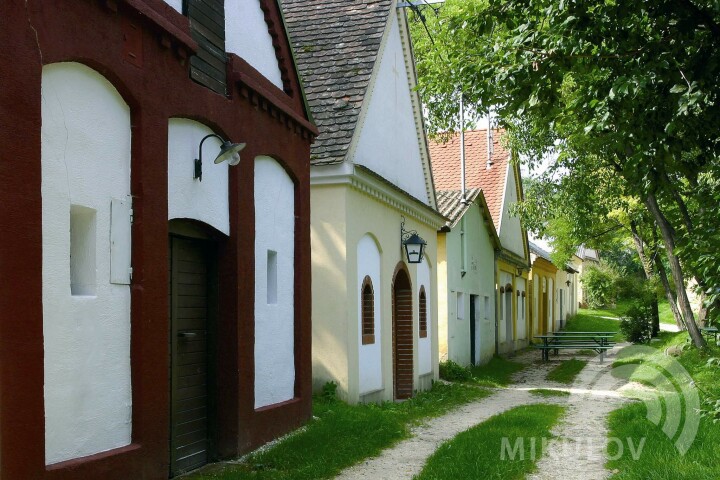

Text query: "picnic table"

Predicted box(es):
[700, 326, 718, 342]
[534, 332, 616, 362]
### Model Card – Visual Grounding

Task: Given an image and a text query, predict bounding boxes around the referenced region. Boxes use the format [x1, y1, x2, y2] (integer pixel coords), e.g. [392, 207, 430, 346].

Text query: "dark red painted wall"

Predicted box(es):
[0, 1, 314, 478]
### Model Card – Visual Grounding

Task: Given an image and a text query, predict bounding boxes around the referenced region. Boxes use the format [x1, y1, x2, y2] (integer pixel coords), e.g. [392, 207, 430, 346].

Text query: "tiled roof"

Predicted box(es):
[281, 0, 392, 166]
[428, 129, 511, 229]
[436, 188, 480, 225]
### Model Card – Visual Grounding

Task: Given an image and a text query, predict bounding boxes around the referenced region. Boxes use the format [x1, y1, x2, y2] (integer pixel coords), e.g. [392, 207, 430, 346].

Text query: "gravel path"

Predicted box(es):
[335, 346, 632, 480]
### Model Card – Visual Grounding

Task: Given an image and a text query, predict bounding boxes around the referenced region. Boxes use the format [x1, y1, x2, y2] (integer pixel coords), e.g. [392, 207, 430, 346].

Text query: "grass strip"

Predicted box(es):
[546, 359, 588, 384]
[470, 356, 526, 387]
[606, 330, 720, 479]
[565, 312, 623, 341]
[529, 388, 570, 398]
[183, 382, 491, 480]
[415, 404, 566, 480]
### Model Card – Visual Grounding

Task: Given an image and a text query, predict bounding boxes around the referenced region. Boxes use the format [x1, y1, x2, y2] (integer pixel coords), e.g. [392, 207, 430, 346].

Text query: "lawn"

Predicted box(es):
[606, 331, 720, 479]
[563, 312, 623, 341]
[546, 359, 588, 384]
[415, 404, 567, 480]
[183, 382, 491, 480]
[470, 356, 526, 387]
[579, 298, 681, 325]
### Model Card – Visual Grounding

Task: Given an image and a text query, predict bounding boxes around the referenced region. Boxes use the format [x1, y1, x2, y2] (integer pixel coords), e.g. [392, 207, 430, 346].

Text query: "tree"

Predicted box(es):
[409, 0, 720, 347]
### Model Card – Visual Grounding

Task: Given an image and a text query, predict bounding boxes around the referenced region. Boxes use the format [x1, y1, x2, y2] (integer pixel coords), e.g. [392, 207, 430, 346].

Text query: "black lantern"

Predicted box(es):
[194, 133, 246, 181]
[401, 217, 427, 264]
[566, 280, 571, 287]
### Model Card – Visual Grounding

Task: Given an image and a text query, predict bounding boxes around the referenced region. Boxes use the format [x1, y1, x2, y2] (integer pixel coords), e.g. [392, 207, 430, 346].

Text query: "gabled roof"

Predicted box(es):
[576, 245, 600, 262]
[428, 129, 511, 229]
[281, 0, 392, 166]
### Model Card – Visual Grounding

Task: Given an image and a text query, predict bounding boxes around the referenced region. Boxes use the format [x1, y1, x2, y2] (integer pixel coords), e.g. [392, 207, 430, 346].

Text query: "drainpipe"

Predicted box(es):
[459, 93, 466, 202]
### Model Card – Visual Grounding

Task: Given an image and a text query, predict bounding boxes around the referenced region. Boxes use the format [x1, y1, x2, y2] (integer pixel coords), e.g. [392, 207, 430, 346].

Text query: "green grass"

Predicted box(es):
[565, 311, 623, 341]
[546, 359, 588, 384]
[529, 388, 571, 398]
[606, 331, 720, 479]
[415, 404, 566, 480]
[580, 298, 680, 326]
[470, 356, 526, 387]
[183, 382, 491, 480]
[658, 300, 679, 325]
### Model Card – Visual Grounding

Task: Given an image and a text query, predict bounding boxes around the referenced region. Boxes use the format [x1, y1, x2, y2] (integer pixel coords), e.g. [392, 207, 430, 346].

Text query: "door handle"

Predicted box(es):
[178, 331, 198, 339]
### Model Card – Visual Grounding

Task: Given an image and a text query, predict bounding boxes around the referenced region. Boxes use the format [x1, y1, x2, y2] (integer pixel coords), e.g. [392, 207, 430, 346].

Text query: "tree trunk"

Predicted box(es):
[629, 220, 660, 337]
[644, 191, 706, 347]
[653, 254, 685, 329]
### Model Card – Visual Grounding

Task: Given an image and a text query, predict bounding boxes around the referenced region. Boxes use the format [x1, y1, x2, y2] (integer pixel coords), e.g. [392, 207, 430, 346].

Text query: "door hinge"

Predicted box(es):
[129, 208, 134, 224]
[128, 267, 133, 282]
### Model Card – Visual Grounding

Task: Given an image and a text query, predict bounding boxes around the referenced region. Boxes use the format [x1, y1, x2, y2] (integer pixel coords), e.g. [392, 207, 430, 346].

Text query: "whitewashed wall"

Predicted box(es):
[225, 0, 284, 89]
[357, 235, 383, 394]
[41, 63, 132, 464]
[351, 13, 429, 203]
[498, 272, 512, 343]
[168, 119, 229, 235]
[416, 258, 432, 375]
[254, 156, 295, 408]
[499, 165, 525, 258]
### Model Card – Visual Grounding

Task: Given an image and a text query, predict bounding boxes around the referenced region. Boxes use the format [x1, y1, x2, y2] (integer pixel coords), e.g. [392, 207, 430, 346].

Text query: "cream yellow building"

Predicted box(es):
[285, 1, 445, 403]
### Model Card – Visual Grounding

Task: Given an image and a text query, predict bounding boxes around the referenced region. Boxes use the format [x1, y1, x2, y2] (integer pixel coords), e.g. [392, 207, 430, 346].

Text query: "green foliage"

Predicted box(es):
[320, 381, 338, 402]
[546, 359, 588, 384]
[580, 263, 619, 308]
[439, 360, 473, 382]
[409, 0, 720, 337]
[619, 304, 654, 344]
[416, 404, 566, 480]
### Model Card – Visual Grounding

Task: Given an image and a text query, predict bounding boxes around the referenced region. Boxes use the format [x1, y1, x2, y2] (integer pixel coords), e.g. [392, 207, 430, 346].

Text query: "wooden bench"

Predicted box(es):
[534, 332, 616, 362]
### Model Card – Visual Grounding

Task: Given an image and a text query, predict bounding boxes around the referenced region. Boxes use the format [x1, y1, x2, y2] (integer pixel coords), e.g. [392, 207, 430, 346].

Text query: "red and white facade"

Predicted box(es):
[0, 1, 315, 478]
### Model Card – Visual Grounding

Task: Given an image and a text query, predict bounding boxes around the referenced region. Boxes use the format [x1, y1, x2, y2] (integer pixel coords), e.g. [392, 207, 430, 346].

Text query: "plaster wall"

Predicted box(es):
[310, 185, 350, 398]
[498, 270, 513, 344]
[516, 277, 527, 339]
[498, 165, 525, 258]
[345, 187, 439, 402]
[441, 203, 496, 366]
[167, 118, 230, 235]
[225, 0, 284, 89]
[254, 156, 295, 408]
[357, 235, 383, 395]
[416, 258, 432, 375]
[532, 274, 540, 336]
[351, 13, 429, 203]
[41, 63, 132, 464]
[437, 234, 449, 362]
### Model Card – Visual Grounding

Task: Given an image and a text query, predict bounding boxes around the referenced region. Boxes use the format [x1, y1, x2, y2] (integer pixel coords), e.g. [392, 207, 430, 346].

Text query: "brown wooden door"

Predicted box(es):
[170, 237, 211, 476]
[392, 269, 413, 400]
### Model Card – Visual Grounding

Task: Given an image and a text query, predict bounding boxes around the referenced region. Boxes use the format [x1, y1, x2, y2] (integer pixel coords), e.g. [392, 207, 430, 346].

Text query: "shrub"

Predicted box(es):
[580, 262, 619, 308]
[619, 303, 653, 343]
[320, 381, 338, 402]
[439, 360, 472, 382]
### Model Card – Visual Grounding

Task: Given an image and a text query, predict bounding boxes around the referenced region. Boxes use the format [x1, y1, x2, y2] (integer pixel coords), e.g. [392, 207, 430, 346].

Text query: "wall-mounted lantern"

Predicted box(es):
[566, 280, 571, 287]
[400, 216, 426, 264]
[194, 133, 246, 181]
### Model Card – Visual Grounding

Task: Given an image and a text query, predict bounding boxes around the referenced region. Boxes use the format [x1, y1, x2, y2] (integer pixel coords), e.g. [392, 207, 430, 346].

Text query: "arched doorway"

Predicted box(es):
[392, 266, 413, 400]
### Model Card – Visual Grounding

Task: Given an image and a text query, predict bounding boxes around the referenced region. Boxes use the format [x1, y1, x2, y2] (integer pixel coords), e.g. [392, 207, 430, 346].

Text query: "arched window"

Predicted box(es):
[419, 286, 427, 338]
[362, 276, 375, 345]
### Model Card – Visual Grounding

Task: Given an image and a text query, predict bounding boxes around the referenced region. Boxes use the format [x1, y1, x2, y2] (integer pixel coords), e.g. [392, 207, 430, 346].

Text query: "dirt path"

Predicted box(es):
[335, 346, 631, 480]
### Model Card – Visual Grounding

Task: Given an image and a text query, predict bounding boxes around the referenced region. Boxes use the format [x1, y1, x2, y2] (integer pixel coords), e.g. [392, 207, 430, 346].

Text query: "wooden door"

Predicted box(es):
[169, 237, 211, 476]
[392, 269, 413, 400]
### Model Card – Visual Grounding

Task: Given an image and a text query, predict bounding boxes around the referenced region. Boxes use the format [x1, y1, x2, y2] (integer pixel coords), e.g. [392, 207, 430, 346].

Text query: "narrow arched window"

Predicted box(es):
[362, 276, 375, 345]
[419, 286, 427, 338]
